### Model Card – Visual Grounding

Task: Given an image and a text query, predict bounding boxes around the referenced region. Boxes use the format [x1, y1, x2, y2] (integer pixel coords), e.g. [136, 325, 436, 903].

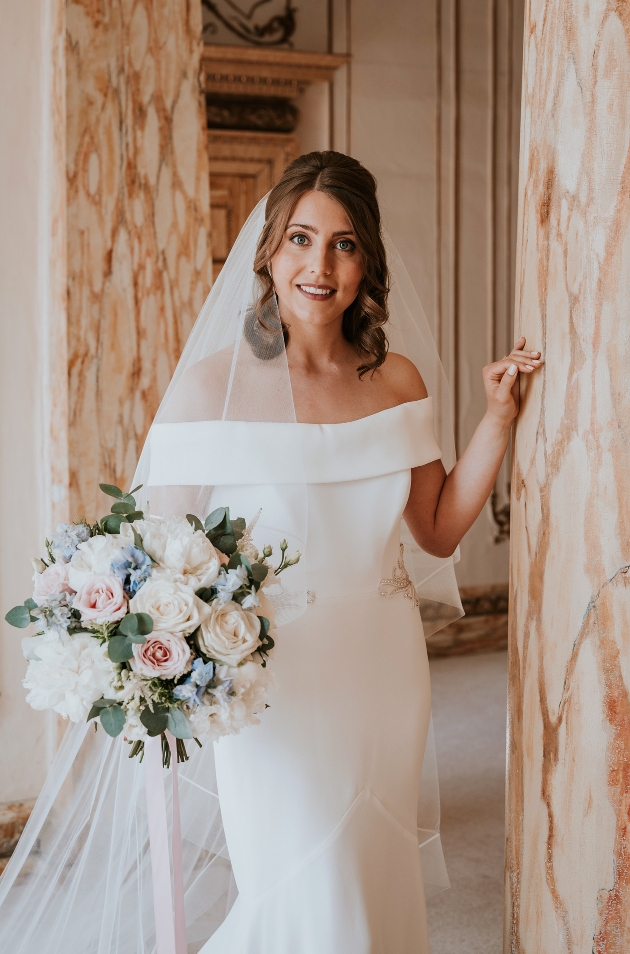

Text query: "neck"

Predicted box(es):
[283, 309, 356, 373]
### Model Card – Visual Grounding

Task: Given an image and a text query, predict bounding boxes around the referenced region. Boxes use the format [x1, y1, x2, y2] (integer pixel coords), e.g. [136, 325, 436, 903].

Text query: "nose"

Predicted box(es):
[308, 241, 332, 277]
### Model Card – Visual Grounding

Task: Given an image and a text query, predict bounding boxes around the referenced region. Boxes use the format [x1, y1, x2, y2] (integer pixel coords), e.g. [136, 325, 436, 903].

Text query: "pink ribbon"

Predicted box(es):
[145, 732, 187, 954]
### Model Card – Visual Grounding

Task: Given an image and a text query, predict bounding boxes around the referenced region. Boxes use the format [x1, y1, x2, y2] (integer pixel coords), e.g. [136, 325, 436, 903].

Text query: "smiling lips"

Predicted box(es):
[296, 284, 336, 301]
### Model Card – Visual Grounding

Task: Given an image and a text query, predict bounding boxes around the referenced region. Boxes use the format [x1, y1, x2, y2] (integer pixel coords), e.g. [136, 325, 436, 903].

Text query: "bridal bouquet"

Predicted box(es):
[5, 484, 300, 763]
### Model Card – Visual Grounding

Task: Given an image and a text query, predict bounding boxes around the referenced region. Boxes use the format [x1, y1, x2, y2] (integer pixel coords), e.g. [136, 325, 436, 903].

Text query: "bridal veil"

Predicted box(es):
[0, 195, 462, 953]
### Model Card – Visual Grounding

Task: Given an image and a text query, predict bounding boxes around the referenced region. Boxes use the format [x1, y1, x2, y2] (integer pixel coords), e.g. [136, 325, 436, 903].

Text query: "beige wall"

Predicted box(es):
[0, 0, 66, 801]
[333, 0, 524, 587]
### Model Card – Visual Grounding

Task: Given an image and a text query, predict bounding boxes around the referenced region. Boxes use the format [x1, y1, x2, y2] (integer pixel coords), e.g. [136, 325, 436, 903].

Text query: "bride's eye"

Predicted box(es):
[290, 233, 309, 246]
[336, 239, 355, 251]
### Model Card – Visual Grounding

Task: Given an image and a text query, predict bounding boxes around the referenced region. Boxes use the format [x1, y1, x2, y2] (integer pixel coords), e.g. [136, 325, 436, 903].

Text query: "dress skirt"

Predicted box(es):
[201, 592, 432, 954]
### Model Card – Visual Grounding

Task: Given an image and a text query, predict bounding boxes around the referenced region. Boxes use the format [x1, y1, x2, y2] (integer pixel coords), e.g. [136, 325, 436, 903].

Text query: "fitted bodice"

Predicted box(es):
[148, 399, 442, 601]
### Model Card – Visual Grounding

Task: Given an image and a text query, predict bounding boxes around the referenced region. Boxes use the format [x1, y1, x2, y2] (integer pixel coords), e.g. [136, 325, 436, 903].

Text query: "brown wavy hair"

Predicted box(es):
[253, 151, 390, 377]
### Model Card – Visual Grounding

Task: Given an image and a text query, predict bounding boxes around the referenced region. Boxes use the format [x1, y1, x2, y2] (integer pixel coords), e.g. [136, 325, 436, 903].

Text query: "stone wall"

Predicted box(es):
[66, 0, 212, 520]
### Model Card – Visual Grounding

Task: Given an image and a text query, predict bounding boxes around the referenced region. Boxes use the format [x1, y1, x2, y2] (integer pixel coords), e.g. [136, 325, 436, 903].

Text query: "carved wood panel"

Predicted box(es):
[207, 130, 299, 278]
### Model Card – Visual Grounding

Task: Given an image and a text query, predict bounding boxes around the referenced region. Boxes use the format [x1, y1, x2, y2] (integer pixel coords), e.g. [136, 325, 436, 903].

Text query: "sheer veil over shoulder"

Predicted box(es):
[0, 195, 463, 954]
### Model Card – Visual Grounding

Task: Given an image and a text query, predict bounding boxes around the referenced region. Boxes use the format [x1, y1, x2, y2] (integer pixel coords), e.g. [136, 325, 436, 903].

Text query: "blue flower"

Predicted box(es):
[241, 591, 260, 610]
[111, 546, 152, 596]
[51, 522, 91, 563]
[174, 658, 215, 708]
[214, 567, 248, 604]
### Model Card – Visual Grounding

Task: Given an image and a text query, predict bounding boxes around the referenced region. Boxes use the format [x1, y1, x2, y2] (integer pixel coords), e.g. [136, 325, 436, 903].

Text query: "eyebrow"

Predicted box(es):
[287, 223, 355, 237]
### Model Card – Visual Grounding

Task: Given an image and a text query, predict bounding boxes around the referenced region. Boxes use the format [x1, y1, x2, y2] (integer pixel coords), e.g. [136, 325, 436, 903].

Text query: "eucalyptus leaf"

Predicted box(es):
[231, 517, 246, 533]
[166, 708, 194, 740]
[195, 587, 215, 602]
[250, 563, 268, 583]
[132, 526, 144, 549]
[140, 706, 169, 737]
[205, 507, 227, 532]
[228, 552, 244, 570]
[102, 513, 128, 534]
[126, 511, 143, 523]
[186, 514, 205, 533]
[87, 698, 119, 721]
[213, 532, 237, 555]
[258, 615, 270, 638]
[118, 615, 139, 637]
[100, 705, 126, 737]
[111, 501, 136, 515]
[128, 633, 148, 644]
[135, 613, 153, 636]
[5, 604, 34, 628]
[108, 634, 134, 663]
[129, 484, 143, 495]
[24, 598, 38, 611]
[99, 483, 124, 499]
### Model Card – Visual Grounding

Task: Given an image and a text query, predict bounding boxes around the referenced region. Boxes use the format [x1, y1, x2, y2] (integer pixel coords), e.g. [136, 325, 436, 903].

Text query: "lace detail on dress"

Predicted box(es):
[379, 544, 420, 610]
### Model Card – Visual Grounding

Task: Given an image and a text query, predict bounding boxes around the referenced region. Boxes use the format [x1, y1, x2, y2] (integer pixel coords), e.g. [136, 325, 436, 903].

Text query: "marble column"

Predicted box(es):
[506, 2, 630, 951]
[66, 0, 212, 519]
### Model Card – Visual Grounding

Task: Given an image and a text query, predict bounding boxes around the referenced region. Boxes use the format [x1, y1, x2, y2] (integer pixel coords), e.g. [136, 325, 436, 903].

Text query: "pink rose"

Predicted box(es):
[218, 551, 230, 567]
[33, 563, 74, 603]
[72, 574, 127, 624]
[131, 632, 192, 679]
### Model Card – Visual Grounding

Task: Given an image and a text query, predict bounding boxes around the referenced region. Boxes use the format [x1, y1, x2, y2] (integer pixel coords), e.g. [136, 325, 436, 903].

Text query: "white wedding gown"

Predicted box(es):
[194, 398, 442, 953]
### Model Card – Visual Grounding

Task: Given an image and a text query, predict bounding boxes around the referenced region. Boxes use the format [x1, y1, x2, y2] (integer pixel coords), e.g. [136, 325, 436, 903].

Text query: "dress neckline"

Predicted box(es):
[293, 397, 430, 428]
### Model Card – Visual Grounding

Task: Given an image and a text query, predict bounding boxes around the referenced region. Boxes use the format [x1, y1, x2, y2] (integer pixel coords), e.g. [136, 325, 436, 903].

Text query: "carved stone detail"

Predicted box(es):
[206, 94, 298, 132]
[202, 44, 350, 98]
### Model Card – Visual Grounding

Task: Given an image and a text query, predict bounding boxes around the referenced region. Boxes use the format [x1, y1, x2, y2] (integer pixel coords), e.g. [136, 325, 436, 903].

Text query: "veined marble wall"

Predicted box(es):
[66, 0, 211, 520]
[506, 0, 630, 949]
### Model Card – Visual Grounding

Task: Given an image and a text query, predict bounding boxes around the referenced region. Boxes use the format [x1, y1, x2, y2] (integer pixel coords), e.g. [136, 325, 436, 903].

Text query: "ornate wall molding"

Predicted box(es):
[202, 44, 349, 98]
[202, 0, 297, 48]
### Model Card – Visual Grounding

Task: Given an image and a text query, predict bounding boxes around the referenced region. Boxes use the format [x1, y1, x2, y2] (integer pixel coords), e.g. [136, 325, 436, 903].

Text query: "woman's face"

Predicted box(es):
[269, 190, 365, 330]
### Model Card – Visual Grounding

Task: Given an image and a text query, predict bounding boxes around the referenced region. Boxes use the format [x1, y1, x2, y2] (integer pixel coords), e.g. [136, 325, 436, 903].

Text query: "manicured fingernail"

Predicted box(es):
[530, 351, 540, 356]
[508, 364, 517, 375]
[525, 364, 534, 370]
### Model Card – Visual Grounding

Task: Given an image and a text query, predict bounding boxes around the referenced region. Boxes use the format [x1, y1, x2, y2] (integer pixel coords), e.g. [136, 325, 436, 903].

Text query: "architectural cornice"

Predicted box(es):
[202, 44, 350, 98]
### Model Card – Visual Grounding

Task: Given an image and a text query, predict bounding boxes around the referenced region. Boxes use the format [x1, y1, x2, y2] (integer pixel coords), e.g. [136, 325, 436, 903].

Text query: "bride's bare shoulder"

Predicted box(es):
[379, 352, 428, 402]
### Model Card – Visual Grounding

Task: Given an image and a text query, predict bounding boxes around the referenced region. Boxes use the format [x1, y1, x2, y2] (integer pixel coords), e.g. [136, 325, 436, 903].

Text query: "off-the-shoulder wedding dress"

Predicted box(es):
[156, 398, 440, 953]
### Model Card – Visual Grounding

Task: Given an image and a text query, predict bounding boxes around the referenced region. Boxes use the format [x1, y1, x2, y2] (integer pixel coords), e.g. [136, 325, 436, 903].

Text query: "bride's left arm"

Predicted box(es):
[403, 336, 543, 558]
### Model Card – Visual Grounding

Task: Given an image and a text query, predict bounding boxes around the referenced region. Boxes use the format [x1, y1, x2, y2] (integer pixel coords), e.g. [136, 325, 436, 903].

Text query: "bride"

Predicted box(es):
[0, 151, 541, 953]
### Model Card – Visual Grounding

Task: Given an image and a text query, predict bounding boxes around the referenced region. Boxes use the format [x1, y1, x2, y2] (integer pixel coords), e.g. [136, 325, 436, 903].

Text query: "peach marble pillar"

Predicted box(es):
[506, 1, 630, 951]
[66, 0, 212, 519]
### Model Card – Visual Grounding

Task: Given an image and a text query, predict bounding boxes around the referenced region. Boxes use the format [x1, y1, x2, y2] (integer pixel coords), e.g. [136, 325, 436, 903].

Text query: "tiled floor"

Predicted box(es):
[427, 651, 508, 954]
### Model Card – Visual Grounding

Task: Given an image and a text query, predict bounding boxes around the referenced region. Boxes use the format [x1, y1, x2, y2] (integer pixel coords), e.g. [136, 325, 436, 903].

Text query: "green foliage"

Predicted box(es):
[257, 615, 274, 663]
[100, 705, 126, 736]
[186, 514, 205, 533]
[140, 705, 169, 737]
[86, 698, 125, 737]
[108, 634, 136, 663]
[118, 613, 153, 638]
[98, 483, 144, 534]
[166, 708, 194, 739]
[5, 599, 39, 628]
[204, 507, 243, 555]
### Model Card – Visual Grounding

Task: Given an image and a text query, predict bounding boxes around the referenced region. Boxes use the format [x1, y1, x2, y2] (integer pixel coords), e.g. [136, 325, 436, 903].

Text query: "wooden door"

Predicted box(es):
[208, 130, 300, 280]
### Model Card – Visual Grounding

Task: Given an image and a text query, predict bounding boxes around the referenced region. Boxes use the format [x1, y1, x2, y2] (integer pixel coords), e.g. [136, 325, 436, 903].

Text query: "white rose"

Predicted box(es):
[134, 516, 220, 587]
[129, 578, 209, 634]
[197, 600, 261, 666]
[68, 534, 127, 591]
[33, 562, 74, 603]
[23, 632, 116, 722]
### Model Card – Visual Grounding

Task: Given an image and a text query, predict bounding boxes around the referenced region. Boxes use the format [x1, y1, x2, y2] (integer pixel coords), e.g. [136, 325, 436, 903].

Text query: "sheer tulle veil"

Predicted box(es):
[0, 195, 462, 952]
